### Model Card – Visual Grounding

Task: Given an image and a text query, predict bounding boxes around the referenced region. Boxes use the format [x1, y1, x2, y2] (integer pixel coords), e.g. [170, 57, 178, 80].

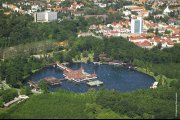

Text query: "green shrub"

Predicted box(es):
[2, 89, 18, 103]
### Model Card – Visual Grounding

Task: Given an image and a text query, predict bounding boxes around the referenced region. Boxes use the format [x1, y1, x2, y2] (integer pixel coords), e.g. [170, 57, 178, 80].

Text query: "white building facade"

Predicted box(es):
[131, 16, 143, 34]
[34, 11, 57, 22]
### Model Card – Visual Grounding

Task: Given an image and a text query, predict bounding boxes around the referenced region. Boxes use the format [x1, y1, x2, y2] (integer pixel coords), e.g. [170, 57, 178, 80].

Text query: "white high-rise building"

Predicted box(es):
[34, 11, 57, 22]
[131, 16, 143, 34]
[163, 6, 171, 15]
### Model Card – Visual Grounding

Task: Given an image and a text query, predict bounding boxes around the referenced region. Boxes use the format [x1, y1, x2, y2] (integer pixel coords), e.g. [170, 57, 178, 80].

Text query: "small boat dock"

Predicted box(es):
[87, 80, 103, 87]
[93, 62, 102, 65]
[28, 81, 40, 90]
[150, 81, 158, 89]
[108, 60, 124, 66]
[44, 77, 63, 86]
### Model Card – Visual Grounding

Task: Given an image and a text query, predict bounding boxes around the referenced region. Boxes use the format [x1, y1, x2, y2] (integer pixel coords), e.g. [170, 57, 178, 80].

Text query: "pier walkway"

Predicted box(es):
[56, 62, 71, 72]
[87, 80, 103, 87]
[28, 81, 39, 90]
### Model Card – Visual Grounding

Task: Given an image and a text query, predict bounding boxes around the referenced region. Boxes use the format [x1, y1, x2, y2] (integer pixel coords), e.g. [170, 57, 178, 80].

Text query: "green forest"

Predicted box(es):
[0, 88, 179, 119]
[0, 11, 87, 47]
[0, 5, 180, 119]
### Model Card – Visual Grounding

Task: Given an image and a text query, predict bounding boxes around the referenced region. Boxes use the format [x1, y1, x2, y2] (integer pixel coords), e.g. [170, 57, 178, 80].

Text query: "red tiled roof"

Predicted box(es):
[172, 33, 180, 36]
[54, 42, 65, 46]
[112, 22, 118, 26]
[8, 4, 18, 9]
[166, 40, 175, 45]
[135, 41, 152, 47]
[150, 39, 161, 43]
[129, 36, 146, 41]
[139, 0, 148, 2]
[129, 6, 145, 10]
[4, 11, 11, 15]
[63, 67, 96, 80]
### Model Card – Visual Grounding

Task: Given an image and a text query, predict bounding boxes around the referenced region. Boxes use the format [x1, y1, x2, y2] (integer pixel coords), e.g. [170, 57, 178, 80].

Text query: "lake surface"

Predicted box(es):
[29, 63, 155, 93]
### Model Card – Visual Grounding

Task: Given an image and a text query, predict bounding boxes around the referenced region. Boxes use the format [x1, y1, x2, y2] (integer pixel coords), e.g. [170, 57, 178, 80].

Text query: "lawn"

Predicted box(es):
[0, 90, 94, 119]
[136, 67, 177, 87]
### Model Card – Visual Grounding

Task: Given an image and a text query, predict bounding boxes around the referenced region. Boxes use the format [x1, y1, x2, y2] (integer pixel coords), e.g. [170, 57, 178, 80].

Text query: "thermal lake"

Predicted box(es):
[29, 63, 155, 93]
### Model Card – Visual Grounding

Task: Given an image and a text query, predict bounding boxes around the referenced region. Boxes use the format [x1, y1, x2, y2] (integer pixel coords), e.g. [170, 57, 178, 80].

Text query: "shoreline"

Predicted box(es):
[24, 63, 56, 81]
[135, 67, 159, 82]
[135, 67, 177, 87]
[26, 61, 175, 88]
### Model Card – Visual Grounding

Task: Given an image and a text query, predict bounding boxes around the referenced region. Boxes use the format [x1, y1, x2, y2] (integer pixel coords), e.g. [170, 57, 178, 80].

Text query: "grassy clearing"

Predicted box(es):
[0, 90, 94, 119]
[136, 67, 177, 87]
[0, 81, 11, 90]
[73, 53, 94, 63]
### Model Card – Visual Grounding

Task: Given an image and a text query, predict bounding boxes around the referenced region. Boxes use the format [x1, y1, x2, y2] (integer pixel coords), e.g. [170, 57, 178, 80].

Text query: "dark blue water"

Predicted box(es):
[29, 63, 155, 93]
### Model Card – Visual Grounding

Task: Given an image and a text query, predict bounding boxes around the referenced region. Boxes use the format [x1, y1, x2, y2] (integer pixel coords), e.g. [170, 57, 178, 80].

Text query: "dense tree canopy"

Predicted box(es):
[0, 12, 88, 48]
[0, 56, 47, 88]
[65, 36, 180, 82]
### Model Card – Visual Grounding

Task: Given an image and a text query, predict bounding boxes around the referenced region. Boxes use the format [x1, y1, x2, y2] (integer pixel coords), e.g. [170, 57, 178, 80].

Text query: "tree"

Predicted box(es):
[82, 51, 89, 58]
[60, 0, 71, 7]
[0, 98, 3, 107]
[64, 51, 74, 63]
[2, 89, 18, 103]
[157, 43, 162, 49]
[20, 86, 32, 96]
[23, 64, 32, 77]
[38, 80, 49, 94]
[147, 28, 154, 33]
[96, 109, 125, 119]
[84, 103, 100, 119]
[93, 53, 100, 62]
[155, 28, 159, 35]
[164, 29, 171, 35]
[171, 80, 180, 90]
[53, 52, 64, 62]
[169, 12, 175, 18]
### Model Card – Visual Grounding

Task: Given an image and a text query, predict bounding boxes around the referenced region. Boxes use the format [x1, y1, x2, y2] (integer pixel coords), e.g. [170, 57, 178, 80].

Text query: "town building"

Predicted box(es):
[63, 66, 97, 82]
[163, 6, 172, 15]
[31, 5, 41, 12]
[131, 16, 143, 34]
[34, 11, 57, 22]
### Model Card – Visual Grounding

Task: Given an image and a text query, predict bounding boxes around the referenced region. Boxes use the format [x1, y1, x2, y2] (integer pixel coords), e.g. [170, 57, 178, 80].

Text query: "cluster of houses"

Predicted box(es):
[129, 33, 180, 49]
[123, 5, 149, 18]
[1, 0, 87, 22]
[85, 16, 179, 49]
[1, 0, 179, 49]
[48, 0, 84, 13]
[1, 0, 46, 15]
[2, 3, 22, 14]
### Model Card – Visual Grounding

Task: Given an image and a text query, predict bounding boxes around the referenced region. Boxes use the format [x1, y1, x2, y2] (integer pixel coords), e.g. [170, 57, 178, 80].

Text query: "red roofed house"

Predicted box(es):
[4, 11, 11, 15]
[138, 10, 149, 18]
[133, 0, 148, 4]
[72, 11, 84, 17]
[167, 26, 180, 34]
[63, 66, 97, 82]
[129, 6, 145, 12]
[8, 4, 19, 12]
[134, 41, 153, 49]
[161, 40, 174, 48]
[70, 1, 84, 10]
[129, 36, 147, 42]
